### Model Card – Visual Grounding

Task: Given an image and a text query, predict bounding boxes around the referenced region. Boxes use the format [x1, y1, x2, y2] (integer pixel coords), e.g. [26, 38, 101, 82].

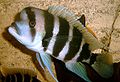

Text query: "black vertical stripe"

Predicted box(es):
[77, 43, 91, 62]
[25, 7, 36, 28]
[24, 74, 30, 82]
[42, 10, 54, 50]
[16, 73, 22, 82]
[53, 17, 70, 57]
[10, 75, 15, 82]
[0, 73, 5, 82]
[5, 75, 10, 82]
[64, 28, 82, 61]
[89, 53, 98, 65]
[25, 7, 36, 39]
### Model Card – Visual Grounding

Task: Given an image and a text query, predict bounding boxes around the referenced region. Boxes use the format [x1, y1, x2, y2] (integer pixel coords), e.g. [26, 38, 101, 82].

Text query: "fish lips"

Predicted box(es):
[9, 22, 21, 35]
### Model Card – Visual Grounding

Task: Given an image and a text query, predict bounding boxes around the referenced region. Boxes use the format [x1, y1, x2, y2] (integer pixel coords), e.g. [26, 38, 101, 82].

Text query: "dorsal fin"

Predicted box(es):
[78, 14, 86, 27]
[78, 15, 97, 38]
[48, 6, 77, 24]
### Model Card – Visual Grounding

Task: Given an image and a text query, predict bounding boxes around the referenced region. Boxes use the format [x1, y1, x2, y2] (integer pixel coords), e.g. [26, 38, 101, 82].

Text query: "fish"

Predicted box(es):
[0, 66, 41, 82]
[8, 6, 102, 82]
[52, 56, 105, 82]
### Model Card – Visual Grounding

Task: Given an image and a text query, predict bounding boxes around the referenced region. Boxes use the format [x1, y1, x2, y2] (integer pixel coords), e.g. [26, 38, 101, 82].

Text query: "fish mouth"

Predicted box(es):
[8, 22, 32, 46]
[10, 22, 20, 35]
[8, 22, 43, 51]
[8, 22, 38, 46]
[8, 22, 25, 45]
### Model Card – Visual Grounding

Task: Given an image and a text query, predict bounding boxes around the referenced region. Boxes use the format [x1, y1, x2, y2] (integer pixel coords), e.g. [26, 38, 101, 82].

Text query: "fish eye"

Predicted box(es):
[29, 21, 36, 28]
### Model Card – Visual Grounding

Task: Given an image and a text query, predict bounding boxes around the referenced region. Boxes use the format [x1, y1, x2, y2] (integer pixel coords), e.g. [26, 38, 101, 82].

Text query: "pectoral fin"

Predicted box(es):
[65, 61, 91, 82]
[38, 51, 58, 82]
[36, 53, 45, 70]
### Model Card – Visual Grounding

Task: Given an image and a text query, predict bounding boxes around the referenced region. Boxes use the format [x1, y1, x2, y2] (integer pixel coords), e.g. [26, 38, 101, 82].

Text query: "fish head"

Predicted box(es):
[8, 7, 45, 52]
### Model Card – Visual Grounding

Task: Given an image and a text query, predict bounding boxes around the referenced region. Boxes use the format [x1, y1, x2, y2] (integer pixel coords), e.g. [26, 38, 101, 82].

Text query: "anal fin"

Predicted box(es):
[36, 53, 45, 70]
[65, 61, 91, 82]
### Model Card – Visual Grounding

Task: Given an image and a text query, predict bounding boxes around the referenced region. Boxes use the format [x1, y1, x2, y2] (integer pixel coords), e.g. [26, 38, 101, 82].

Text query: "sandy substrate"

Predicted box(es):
[0, 0, 120, 82]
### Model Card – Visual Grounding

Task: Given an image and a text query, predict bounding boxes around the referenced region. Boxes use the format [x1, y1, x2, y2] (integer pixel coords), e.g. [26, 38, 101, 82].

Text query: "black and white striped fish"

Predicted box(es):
[0, 67, 41, 82]
[8, 6, 102, 82]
